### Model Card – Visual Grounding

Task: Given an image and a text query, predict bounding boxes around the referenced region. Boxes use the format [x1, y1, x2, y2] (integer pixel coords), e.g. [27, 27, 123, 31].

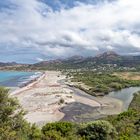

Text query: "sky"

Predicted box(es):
[0, 0, 140, 63]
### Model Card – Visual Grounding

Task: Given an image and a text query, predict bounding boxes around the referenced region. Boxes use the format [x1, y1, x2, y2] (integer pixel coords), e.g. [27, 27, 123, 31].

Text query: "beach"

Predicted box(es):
[11, 71, 123, 126]
[11, 71, 75, 126]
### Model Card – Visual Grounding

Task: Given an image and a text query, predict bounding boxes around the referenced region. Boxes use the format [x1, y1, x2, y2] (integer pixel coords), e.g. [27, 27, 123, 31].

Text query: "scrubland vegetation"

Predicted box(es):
[68, 71, 140, 96]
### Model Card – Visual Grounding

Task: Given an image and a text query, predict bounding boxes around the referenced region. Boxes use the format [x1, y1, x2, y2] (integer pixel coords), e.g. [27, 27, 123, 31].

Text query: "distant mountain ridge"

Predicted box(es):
[0, 62, 18, 67]
[1, 51, 140, 70]
[32, 51, 140, 69]
[95, 51, 120, 60]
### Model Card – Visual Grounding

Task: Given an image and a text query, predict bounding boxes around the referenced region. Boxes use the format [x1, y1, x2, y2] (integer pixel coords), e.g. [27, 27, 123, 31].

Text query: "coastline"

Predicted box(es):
[10, 72, 45, 96]
[9, 71, 125, 126]
[0, 71, 42, 90]
[11, 71, 73, 126]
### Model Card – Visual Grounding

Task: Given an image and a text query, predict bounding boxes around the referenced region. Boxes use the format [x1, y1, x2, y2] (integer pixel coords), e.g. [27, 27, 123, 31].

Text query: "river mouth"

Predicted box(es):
[107, 87, 140, 110]
[60, 78, 140, 122]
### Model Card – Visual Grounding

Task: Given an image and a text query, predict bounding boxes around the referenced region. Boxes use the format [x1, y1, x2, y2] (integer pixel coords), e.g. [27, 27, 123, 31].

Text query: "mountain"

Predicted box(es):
[31, 51, 140, 70]
[0, 62, 18, 67]
[95, 51, 120, 60]
[33, 55, 84, 68]
[1, 51, 136, 70]
[1, 51, 140, 70]
[34, 59, 62, 67]
[65, 55, 84, 61]
[0, 62, 29, 71]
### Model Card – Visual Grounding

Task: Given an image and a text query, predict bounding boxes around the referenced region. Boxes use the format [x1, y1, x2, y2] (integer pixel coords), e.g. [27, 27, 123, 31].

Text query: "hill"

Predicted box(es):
[0, 62, 17, 67]
[1, 51, 140, 71]
[31, 51, 140, 70]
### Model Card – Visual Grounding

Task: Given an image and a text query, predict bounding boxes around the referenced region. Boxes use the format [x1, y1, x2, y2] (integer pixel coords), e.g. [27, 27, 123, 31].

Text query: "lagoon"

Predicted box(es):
[107, 87, 140, 110]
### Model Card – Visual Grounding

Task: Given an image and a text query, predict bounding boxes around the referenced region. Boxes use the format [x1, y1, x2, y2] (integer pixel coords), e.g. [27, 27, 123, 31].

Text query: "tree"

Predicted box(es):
[0, 87, 31, 140]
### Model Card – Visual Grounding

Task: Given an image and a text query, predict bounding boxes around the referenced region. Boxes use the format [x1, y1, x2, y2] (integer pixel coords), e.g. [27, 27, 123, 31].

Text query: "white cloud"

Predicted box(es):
[36, 57, 44, 62]
[0, 0, 140, 62]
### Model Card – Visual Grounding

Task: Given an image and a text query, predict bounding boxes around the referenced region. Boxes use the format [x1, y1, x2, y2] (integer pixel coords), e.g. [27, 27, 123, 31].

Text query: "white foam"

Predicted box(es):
[18, 72, 43, 87]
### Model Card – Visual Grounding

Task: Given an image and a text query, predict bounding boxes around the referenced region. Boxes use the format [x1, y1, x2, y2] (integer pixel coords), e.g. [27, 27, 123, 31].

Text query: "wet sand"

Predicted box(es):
[60, 82, 123, 122]
[60, 102, 105, 122]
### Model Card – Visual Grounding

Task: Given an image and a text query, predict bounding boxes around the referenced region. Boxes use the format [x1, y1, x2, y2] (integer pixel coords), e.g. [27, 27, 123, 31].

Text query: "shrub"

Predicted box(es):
[0, 87, 31, 140]
[42, 122, 74, 137]
[116, 109, 137, 121]
[42, 130, 62, 140]
[29, 124, 41, 140]
[59, 98, 65, 104]
[110, 82, 123, 90]
[78, 120, 117, 140]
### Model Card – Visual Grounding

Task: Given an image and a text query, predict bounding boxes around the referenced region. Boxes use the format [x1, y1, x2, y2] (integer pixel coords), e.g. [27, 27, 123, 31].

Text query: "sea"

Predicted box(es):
[0, 71, 42, 87]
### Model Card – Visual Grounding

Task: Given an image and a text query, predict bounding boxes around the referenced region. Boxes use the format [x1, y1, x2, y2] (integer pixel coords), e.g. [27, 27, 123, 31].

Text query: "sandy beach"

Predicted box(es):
[11, 71, 123, 126]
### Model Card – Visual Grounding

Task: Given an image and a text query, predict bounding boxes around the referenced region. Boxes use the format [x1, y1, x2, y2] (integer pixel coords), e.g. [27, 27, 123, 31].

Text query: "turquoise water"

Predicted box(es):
[0, 71, 41, 87]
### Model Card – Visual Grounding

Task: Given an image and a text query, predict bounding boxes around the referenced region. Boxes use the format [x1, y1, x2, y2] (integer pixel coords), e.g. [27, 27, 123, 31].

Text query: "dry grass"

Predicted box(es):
[113, 72, 140, 80]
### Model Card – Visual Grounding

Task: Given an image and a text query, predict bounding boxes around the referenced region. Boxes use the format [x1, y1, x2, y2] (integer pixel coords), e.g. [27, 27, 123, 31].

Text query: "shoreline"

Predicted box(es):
[19, 72, 45, 87]
[11, 71, 73, 126]
[0, 71, 43, 92]
[10, 72, 45, 96]
[67, 81, 140, 97]
[10, 71, 125, 126]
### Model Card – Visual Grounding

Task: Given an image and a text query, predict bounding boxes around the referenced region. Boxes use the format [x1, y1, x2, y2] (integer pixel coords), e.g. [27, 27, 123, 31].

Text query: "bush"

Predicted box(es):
[116, 109, 137, 121]
[42, 122, 74, 137]
[0, 87, 38, 140]
[59, 98, 65, 104]
[42, 130, 62, 140]
[110, 82, 123, 90]
[29, 124, 41, 140]
[78, 120, 117, 140]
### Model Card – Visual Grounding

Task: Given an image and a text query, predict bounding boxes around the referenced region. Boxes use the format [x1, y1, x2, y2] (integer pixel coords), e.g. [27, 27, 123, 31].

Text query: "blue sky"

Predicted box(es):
[0, 0, 140, 63]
